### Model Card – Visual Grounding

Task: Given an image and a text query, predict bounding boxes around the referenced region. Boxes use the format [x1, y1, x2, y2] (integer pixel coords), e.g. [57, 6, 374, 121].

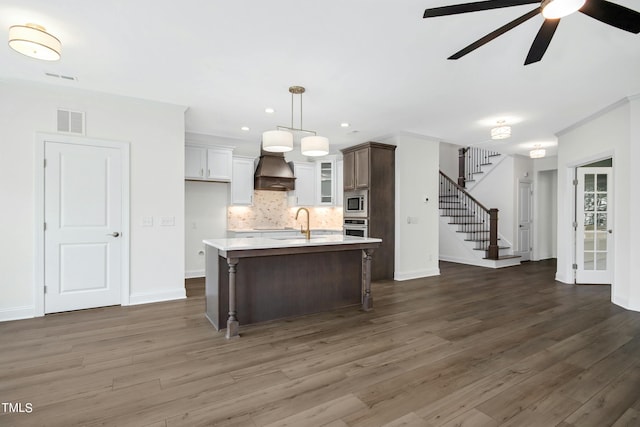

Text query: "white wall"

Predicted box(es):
[185, 182, 229, 277]
[439, 141, 463, 180]
[469, 156, 515, 248]
[384, 134, 440, 280]
[0, 80, 186, 320]
[556, 96, 639, 311]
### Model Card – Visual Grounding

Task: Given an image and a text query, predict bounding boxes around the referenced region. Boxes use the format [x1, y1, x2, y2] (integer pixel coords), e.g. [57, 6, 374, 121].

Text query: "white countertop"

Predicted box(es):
[228, 228, 343, 233]
[204, 235, 381, 251]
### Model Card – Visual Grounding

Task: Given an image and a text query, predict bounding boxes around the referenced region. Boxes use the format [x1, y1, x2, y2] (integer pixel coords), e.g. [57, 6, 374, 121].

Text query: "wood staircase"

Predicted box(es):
[440, 170, 520, 265]
[458, 146, 502, 188]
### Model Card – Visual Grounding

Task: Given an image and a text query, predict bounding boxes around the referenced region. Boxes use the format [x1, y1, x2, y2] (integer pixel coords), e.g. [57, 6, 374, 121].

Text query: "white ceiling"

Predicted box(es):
[2, 0, 639, 156]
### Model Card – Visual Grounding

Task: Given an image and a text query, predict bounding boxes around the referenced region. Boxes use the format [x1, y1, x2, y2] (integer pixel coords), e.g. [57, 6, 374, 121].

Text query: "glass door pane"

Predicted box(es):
[576, 167, 613, 284]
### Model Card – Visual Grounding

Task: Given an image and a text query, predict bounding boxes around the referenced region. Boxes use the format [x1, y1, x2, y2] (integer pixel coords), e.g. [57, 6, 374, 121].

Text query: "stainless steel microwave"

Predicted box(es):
[344, 190, 367, 217]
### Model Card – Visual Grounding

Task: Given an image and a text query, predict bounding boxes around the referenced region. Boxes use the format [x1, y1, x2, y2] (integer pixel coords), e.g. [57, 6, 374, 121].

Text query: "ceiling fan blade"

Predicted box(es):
[579, 0, 640, 33]
[448, 8, 540, 59]
[424, 0, 538, 18]
[524, 19, 560, 65]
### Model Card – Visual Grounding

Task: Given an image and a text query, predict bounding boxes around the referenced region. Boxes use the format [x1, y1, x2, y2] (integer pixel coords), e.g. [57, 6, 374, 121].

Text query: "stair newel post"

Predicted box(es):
[488, 208, 499, 260]
[458, 147, 467, 188]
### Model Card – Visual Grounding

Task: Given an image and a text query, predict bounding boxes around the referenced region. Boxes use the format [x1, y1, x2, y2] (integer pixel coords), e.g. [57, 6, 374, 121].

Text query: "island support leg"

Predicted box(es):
[225, 258, 240, 339]
[362, 248, 374, 311]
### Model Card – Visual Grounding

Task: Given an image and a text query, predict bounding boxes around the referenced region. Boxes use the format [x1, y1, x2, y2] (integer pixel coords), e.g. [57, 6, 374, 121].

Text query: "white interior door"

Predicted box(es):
[576, 167, 613, 284]
[516, 180, 532, 261]
[45, 140, 123, 313]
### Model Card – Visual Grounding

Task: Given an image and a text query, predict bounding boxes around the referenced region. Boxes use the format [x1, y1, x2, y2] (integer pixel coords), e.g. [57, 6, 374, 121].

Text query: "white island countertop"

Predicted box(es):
[204, 235, 382, 252]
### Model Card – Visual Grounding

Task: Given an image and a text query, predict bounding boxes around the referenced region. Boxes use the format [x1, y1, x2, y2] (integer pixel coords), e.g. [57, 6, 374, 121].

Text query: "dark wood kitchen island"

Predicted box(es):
[203, 235, 381, 338]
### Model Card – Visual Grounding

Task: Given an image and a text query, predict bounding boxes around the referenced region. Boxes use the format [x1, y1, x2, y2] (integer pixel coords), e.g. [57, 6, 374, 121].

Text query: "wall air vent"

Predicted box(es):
[57, 109, 85, 135]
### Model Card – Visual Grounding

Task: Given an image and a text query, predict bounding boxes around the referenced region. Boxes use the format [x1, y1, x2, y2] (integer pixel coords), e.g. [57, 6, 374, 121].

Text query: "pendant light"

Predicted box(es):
[262, 86, 329, 156]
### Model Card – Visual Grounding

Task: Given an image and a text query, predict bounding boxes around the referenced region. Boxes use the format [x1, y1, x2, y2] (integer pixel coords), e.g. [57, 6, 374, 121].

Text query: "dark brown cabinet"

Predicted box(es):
[341, 142, 396, 281]
[343, 148, 369, 190]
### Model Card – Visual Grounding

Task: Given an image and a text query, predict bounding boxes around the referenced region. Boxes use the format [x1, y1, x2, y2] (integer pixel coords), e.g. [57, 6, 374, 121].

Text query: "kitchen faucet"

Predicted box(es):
[295, 207, 311, 240]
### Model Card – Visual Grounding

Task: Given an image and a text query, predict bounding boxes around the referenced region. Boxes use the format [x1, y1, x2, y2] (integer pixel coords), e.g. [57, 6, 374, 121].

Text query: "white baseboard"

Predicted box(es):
[394, 267, 440, 281]
[554, 272, 574, 284]
[0, 305, 35, 322]
[185, 269, 205, 279]
[612, 295, 640, 312]
[128, 289, 187, 306]
[439, 255, 520, 269]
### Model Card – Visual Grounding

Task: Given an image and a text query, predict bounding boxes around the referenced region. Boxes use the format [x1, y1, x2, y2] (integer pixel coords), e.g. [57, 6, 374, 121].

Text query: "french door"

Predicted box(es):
[575, 167, 613, 284]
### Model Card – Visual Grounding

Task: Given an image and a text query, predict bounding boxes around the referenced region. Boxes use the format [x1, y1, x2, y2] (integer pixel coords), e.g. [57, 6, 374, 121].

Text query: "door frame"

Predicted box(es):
[575, 166, 614, 284]
[562, 150, 615, 285]
[34, 132, 130, 316]
[515, 179, 533, 261]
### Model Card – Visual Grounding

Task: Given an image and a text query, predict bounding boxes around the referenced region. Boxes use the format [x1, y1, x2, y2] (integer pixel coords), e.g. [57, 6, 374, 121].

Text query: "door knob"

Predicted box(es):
[107, 232, 120, 237]
[608, 229, 613, 234]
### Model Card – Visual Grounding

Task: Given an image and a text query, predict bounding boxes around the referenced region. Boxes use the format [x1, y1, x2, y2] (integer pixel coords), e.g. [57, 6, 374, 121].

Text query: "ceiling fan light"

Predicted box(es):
[262, 130, 293, 152]
[8, 23, 61, 61]
[301, 136, 329, 157]
[541, 0, 586, 19]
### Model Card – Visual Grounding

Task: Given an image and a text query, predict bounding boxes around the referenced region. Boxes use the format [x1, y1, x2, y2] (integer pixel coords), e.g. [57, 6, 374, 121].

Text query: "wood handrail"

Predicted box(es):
[439, 170, 491, 213]
[440, 170, 500, 260]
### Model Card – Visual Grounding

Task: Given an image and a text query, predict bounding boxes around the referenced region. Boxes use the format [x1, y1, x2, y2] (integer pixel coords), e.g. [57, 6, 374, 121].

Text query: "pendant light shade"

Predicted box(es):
[263, 86, 329, 156]
[541, 0, 586, 19]
[301, 136, 329, 157]
[262, 130, 293, 152]
[8, 24, 61, 61]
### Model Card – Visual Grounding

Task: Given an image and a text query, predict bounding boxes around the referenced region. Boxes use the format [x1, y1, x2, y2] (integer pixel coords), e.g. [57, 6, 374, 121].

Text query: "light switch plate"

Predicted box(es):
[142, 217, 153, 227]
[160, 216, 175, 226]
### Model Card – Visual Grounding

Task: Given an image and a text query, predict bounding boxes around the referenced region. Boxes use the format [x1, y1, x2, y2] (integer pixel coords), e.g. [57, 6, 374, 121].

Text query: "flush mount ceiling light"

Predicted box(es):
[541, 0, 586, 19]
[530, 145, 546, 158]
[8, 23, 61, 61]
[262, 86, 329, 157]
[490, 120, 511, 140]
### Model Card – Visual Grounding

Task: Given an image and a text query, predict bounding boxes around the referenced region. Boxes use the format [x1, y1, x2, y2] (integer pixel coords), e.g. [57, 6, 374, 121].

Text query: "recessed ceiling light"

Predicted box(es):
[241, 126, 250, 131]
[265, 107, 275, 114]
[340, 122, 350, 128]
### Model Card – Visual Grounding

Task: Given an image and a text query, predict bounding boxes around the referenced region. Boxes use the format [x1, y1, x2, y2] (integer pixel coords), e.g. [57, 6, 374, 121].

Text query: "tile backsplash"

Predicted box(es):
[228, 190, 343, 230]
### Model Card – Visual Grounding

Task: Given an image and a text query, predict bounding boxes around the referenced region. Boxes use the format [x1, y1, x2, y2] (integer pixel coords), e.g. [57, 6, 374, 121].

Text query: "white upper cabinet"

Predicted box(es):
[230, 156, 255, 205]
[206, 148, 232, 181]
[316, 159, 335, 206]
[185, 146, 207, 179]
[288, 162, 316, 207]
[185, 145, 233, 182]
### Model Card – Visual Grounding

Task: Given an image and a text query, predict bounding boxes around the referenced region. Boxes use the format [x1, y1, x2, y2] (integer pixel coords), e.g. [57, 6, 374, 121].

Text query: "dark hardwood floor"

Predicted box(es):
[2, 260, 640, 426]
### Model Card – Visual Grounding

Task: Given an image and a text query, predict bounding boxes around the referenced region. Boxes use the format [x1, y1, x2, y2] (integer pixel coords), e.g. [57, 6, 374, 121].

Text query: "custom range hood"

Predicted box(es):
[254, 149, 296, 191]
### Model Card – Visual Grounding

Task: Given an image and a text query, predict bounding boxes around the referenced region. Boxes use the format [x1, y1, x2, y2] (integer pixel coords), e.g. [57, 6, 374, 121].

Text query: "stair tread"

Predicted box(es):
[457, 230, 490, 233]
[473, 246, 510, 251]
[483, 255, 521, 260]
